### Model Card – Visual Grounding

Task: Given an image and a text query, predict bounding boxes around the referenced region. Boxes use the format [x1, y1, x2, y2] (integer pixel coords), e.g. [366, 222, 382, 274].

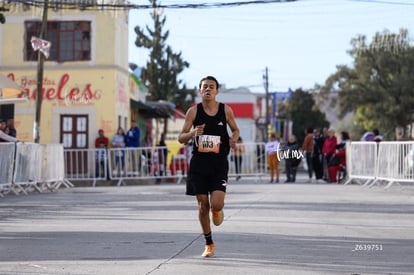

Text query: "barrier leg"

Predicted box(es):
[31, 182, 44, 193]
[12, 184, 27, 195]
[384, 181, 400, 189]
[343, 177, 353, 185]
[117, 179, 126, 186]
[61, 179, 74, 188]
[176, 175, 183, 184]
[368, 179, 380, 188]
[361, 179, 378, 187]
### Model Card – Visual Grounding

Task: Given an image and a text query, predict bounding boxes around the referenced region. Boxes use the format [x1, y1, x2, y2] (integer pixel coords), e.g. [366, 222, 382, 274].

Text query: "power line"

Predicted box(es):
[5, 0, 298, 10]
[346, 0, 414, 7]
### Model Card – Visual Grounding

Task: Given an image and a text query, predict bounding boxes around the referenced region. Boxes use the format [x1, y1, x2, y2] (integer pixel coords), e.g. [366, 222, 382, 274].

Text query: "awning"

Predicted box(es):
[0, 74, 28, 105]
[130, 99, 175, 119]
[0, 74, 24, 97]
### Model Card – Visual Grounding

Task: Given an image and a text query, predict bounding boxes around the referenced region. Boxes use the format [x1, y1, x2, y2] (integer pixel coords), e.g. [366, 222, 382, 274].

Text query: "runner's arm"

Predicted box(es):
[178, 106, 197, 144]
[225, 105, 240, 149]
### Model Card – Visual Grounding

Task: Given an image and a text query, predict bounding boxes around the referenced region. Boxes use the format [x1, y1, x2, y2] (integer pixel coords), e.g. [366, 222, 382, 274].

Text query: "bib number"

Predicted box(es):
[196, 135, 221, 154]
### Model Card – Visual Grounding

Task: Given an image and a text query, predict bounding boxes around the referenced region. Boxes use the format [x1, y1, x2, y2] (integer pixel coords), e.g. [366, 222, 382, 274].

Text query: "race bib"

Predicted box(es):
[196, 135, 221, 154]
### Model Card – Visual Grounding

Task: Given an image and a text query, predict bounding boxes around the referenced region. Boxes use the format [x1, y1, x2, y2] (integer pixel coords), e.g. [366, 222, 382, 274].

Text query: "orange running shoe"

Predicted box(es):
[201, 244, 215, 257]
[212, 209, 224, 226]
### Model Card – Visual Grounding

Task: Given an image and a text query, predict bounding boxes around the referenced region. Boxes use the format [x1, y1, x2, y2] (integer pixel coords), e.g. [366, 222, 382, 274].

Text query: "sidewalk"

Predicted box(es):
[1, 172, 413, 275]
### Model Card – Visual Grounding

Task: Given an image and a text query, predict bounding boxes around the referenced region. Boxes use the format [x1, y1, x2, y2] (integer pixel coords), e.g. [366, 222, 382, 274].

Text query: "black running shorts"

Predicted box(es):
[186, 154, 228, 196]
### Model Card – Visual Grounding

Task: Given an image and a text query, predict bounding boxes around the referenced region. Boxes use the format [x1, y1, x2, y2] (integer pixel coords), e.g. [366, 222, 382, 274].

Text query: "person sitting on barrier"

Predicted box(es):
[111, 127, 126, 176]
[328, 142, 347, 183]
[95, 140, 109, 179]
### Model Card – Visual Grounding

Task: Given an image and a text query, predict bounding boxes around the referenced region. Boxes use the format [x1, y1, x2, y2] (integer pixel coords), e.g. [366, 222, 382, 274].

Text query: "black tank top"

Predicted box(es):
[192, 102, 230, 157]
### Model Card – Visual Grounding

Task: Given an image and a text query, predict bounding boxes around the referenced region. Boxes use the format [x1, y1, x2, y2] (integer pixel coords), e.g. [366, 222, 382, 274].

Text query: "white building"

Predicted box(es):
[194, 85, 263, 143]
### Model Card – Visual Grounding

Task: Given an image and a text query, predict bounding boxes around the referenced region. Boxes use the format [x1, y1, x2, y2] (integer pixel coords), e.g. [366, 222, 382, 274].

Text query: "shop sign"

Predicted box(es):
[7, 73, 102, 105]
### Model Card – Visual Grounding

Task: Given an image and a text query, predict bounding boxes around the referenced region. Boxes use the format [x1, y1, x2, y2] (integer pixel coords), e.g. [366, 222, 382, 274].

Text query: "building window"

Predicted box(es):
[25, 21, 91, 62]
[60, 114, 89, 149]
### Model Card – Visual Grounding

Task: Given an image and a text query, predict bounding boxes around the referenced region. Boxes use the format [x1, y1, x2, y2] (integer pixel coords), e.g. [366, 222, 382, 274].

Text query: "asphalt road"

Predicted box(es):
[1, 174, 414, 275]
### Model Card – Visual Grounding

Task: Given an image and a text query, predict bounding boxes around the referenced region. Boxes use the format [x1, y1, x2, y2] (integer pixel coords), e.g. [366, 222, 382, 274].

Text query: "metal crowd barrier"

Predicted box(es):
[228, 142, 267, 181]
[345, 141, 414, 188]
[64, 142, 268, 187]
[40, 144, 73, 190]
[0, 142, 70, 197]
[13, 143, 42, 194]
[64, 148, 107, 187]
[344, 141, 378, 186]
[374, 141, 414, 188]
[0, 143, 16, 196]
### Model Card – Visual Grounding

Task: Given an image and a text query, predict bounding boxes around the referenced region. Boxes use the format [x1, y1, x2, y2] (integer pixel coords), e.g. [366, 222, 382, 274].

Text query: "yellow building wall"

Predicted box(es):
[7, 69, 130, 145]
[1, 4, 129, 67]
[1, 3, 132, 146]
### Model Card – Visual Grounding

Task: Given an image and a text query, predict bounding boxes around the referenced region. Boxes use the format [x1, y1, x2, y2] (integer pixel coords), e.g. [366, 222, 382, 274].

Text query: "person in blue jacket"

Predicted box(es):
[126, 120, 140, 174]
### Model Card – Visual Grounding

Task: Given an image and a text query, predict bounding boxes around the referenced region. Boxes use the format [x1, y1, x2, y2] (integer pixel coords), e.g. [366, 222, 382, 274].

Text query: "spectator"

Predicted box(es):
[126, 120, 140, 174]
[0, 119, 18, 142]
[141, 132, 153, 175]
[233, 136, 245, 181]
[339, 131, 351, 145]
[112, 127, 126, 176]
[302, 127, 314, 182]
[312, 128, 324, 182]
[156, 133, 168, 180]
[95, 140, 109, 179]
[373, 128, 383, 142]
[6, 118, 16, 138]
[141, 131, 153, 148]
[328, 142, 347, 183]
[360, 131, 374, 141]
[265, 133, 280, 183]
[169, 146, 188, 178]
[256, 143, 266, 172]
[283, 135, 302, 183]
[322, 128, 337, 181]
[322, 127, 329, 139]
[95, 129, 109, 148]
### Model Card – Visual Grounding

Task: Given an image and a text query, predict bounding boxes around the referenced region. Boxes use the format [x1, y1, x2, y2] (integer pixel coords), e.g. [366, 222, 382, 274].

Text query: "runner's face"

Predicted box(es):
[199, 80, 218, 100]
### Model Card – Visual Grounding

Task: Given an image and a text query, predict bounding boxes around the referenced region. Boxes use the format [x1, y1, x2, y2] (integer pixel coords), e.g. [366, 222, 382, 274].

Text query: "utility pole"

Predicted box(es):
[263, 67, 270, 142]
[34, 0, 49, 143]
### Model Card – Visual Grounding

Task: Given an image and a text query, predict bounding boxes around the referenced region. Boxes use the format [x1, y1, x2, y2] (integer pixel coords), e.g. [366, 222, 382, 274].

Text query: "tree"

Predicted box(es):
[278, 88, 329, 145]
[322, 29, 414, 139]
[133, 0, 191, 134]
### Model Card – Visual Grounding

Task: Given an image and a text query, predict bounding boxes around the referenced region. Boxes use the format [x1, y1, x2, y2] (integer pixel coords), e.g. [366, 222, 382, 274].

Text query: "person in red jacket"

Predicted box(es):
[328, 143, 347, 183]
[95, 129, 109, 148]
[322, 128, 337, 181]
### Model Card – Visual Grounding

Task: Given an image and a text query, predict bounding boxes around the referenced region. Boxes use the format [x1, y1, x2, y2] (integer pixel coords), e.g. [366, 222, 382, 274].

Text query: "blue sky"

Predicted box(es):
[128, 0, 414, 93]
